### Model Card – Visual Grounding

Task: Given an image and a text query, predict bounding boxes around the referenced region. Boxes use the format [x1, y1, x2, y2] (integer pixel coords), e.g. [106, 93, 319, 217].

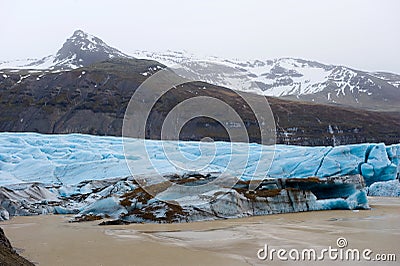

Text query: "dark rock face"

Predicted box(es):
[53, 30, 131, 69]
[0, 58, 399, 146]
[0, 227, 34, 266]
[0, 228, 12, 250]
[0, 58, 162, 136]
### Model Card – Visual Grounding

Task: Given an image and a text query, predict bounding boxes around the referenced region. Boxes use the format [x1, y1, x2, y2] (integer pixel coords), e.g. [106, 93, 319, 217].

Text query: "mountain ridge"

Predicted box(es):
[1, 58, 399, 146]
[130, 51, 400, 111]
[1, 30, 398, 110]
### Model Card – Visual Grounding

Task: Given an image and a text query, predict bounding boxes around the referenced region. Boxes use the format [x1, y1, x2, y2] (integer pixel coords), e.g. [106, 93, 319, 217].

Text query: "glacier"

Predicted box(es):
[0, 133, 398, 187]
[0, 132, 399, 222]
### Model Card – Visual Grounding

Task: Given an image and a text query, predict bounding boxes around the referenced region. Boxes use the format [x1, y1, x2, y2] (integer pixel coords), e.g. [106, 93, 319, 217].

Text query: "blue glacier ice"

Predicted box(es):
[0, 132, 399, 189]
[80, 197, 127, 218]
[1, 132, 398, 222]
[367, 180, 400, 197]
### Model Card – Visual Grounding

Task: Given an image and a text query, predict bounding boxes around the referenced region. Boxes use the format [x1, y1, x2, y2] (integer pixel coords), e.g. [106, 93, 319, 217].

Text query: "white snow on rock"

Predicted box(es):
[131, 50, 400, 101]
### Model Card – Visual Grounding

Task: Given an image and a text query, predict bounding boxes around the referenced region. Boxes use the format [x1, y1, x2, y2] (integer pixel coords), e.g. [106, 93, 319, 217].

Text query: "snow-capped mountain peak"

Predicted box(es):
[1, 30, 399, 110]
[0, 30, 130, 70]
[53, 30, 129, 69]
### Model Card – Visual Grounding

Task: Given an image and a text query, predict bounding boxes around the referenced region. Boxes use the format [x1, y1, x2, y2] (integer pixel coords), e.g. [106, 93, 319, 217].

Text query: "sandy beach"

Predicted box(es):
[1, 197, 399, 265]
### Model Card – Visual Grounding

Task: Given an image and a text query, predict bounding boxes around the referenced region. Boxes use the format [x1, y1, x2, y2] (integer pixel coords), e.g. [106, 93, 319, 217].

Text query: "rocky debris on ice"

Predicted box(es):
[0, 174, 369, 223]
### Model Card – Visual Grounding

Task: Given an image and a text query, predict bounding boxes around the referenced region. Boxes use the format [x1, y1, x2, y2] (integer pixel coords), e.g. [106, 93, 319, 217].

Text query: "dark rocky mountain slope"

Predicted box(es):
[0, 58, 399, 146]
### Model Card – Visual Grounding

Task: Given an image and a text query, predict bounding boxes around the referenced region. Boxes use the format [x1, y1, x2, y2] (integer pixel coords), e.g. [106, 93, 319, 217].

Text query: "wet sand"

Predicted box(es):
[1, 197, 399, 265]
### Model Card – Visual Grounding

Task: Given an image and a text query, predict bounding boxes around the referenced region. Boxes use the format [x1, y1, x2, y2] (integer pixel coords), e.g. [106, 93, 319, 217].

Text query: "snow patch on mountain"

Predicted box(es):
[131, 50, 400, 103]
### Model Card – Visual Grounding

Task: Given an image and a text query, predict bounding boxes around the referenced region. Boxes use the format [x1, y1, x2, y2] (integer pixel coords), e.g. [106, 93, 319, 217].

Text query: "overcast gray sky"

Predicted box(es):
[1, 0, 399, 73]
